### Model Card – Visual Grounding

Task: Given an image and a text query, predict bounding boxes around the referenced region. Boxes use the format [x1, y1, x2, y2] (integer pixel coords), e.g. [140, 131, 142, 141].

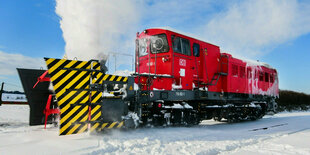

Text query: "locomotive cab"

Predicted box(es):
[135, 28, 215, 91]
[136, 29, 173, 90]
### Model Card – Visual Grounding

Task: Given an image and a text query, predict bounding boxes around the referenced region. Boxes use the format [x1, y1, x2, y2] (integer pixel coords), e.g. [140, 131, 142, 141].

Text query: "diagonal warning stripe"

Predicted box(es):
[44, 58, 128, 135]
[45, 58, 100, 135]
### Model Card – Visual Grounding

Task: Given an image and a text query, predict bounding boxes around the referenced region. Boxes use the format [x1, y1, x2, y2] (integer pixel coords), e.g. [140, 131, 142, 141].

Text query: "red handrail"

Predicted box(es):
[43, 94, 60, 129]
[33, 70, 50, 89]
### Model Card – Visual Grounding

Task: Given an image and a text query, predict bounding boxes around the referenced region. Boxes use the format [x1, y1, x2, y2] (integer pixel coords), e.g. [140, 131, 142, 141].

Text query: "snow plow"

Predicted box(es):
[44, 58, 135, 135]
[17, 68, 54, 126]
[17, 58, 136, 135]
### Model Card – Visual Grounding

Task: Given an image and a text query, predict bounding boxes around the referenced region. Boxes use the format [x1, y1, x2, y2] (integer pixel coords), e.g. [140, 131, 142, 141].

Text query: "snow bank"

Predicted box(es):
[0, 105, 310, 154]
[0, 105, 29, 123]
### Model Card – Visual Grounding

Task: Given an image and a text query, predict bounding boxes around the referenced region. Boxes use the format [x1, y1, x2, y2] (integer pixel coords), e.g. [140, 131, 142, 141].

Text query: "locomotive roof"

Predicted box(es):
[243, 58, 274, 70]
[147, 27, 219, 47]
[146, 27, 275, 70]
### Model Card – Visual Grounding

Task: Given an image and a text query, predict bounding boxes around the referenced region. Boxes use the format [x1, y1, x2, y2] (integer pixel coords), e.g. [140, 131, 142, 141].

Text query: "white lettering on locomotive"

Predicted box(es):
[176, 91, 185, 96]
[179, 69, 185, 77]
[179, 59, 186, 66]
[146, 62, 154, 66]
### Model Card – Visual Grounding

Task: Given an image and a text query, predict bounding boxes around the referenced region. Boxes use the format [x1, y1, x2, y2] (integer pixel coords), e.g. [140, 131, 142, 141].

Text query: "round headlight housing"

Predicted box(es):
[152, 38, 164, 51]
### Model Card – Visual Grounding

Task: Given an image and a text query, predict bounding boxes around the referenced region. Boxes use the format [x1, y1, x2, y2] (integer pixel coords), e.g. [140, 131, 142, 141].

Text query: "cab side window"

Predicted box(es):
[193, 43, 200, 57]
[259, 71, 264, 81]
[239, 66, 245, 78]
[247, 68, 252, 79]
[171, 35, 182, 54]
[232, 65, 238, 76]
[270, 74, 274, 83]
[171, 35, 191, 56]
[264, 72, 269, 82]
[182, 38, 191, 56]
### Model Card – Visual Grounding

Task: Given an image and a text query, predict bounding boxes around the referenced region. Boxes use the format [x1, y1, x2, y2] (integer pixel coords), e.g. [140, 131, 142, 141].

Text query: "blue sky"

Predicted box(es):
[0, 0, 64, 58]
[0, 0, 309, 93]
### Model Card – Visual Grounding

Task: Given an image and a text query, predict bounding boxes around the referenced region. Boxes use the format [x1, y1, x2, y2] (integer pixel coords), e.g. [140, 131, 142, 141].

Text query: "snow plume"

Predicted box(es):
[200, 0, 310, 58]
[55, 0, 310, 61]
[55, 0, 142, 61]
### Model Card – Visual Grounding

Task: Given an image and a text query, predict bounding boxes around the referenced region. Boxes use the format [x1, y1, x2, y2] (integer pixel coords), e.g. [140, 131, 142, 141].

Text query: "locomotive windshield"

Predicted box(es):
[138, 34, 169, 56]
[138, 38, 148, 56]
[150, 34, 169, 54]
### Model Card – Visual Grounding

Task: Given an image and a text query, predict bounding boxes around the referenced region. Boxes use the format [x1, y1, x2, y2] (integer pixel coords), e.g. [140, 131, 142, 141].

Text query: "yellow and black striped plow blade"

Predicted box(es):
[90, 121, 124, 132]
[44, 58, 126, 135]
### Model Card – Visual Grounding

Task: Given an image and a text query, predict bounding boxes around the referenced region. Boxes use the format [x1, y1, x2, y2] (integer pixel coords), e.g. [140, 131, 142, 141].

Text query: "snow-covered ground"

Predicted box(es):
[0, 105, 309, 155]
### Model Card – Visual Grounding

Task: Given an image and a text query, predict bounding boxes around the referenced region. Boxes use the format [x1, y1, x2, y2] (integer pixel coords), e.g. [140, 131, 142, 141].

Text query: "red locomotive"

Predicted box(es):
[133, 28, 278, 124]
[136, 28, 278, 95]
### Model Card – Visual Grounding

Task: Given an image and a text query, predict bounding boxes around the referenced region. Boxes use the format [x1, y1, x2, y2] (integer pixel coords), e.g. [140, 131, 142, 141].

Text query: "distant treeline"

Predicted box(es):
[1, 90, 25, 94]
[276, 90, 310, 112]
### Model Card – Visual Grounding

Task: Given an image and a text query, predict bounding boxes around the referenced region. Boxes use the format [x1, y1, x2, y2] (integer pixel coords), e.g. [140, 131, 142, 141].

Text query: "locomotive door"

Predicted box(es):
[200, 43, 222, 92]
[192, 42, 203, 84]
[173, 54, 194, 90]
[171, 35, 194, 90]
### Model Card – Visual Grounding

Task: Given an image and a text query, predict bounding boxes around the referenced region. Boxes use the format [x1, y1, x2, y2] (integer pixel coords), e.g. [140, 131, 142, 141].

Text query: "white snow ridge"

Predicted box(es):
[0, 105, 310, 154]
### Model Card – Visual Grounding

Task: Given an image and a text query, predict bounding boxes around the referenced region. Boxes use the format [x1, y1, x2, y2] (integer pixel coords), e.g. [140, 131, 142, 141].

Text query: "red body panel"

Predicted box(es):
[135, 28, 279, 97]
